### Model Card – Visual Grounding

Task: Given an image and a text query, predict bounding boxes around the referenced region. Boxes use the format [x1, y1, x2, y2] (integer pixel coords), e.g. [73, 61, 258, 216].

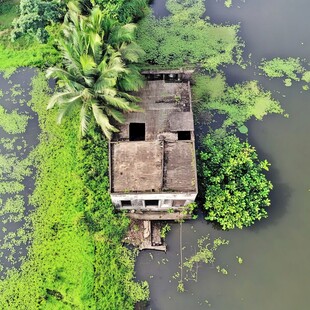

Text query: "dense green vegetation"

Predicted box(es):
[11, 0, 65, 42]
[47, 5, 144, 139]
[0, 1, 149, 308]
[199, 132, 272, 230]
[259, 57, 304, 80]
[0, 72, 148, 309]
[137, 0, 242, 70]
[0, 35, 60, 70]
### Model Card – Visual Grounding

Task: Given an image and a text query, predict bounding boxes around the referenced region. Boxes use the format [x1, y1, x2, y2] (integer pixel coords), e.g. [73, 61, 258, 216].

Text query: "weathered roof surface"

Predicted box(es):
[168, 112, 194, 132]
[116, 80, 192, 141]
[164, 141, 196, 192]
[110, 141, 196, 193]
[111, 141, 163, 193]
[110, 78, 197, 194]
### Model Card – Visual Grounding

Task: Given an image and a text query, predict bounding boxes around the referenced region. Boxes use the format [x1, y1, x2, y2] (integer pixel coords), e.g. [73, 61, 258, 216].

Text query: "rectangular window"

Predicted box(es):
[178, 131, 191, 140]
[145, 200, 159, 207]
[121, 200, 132, 207]
[129, 123, 145, 141]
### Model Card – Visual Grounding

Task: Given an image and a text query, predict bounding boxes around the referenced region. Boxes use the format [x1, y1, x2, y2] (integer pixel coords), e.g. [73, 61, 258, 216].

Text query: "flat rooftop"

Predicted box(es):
[115, 80, 194, 141]
[110, 140, 196, 193]
[110, 77, 197, 194]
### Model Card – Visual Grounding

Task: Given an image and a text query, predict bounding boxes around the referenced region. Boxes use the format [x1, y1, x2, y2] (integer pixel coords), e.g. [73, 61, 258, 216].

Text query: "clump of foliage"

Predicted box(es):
[92, 0, 149, 23]
[47, 5, 145, 139]
[0, 106, 30, 134]
[136, 0, 242, 70]
[11, 0, 65, 43]
[301, 71, 310, 83]
[193, 73, 284, 130]
[224, 0, 233, 8]
[184, 236, 229, 270]
[0, 0, 19, 31]
[199, 132, 272, 230]
[0, 34, 60, 70]
[259, 57, 305, 86]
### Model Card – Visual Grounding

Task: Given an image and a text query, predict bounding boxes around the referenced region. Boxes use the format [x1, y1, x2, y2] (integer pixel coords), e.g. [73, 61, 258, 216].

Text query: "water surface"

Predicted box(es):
[136, 1, 310, 309]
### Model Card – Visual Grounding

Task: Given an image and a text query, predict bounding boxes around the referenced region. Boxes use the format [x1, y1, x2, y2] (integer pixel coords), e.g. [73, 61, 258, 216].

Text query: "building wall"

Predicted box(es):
[111, 192, 197, 211]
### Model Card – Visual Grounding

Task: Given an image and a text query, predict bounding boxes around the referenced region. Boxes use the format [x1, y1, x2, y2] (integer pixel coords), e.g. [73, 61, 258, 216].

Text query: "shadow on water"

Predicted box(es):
[245, 119, 291, 232]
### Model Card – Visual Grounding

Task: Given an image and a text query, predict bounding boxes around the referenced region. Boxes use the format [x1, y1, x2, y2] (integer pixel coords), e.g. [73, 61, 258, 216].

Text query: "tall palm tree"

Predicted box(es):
[47, 4, 144, 139]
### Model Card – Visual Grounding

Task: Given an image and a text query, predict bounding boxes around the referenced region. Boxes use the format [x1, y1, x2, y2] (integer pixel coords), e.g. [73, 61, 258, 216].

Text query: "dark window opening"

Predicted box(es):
[145, 200, 159, 207]
[121, 200, 132, 207]
[129, 123, 145, 141]
[145, 74, 163, 81]
[178, 131, 191, 140]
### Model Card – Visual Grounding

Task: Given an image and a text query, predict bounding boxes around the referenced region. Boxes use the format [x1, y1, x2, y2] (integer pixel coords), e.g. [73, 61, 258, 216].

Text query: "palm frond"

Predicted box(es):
[118, 68, 144, 92]
[119, 42, 145, 63]
[103, 95, 132, 110]
[80, 54, 96, 75]
[80, 103, 91, 135]
[92, 104, 119, 140]
[110, 23, 136, 47]
[118, 91, 141, 103]
[57, 99, 81, 124]
[105, 107, 126, 124]
[47, 92, 72, 110]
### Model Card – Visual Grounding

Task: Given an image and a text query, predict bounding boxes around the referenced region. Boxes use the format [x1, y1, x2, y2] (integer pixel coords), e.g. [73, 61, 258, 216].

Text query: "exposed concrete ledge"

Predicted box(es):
[127, 212, 192, 221]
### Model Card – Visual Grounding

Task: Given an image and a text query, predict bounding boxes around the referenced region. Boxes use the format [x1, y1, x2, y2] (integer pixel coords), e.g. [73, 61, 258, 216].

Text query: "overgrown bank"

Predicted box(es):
[0, 72, 148, 309]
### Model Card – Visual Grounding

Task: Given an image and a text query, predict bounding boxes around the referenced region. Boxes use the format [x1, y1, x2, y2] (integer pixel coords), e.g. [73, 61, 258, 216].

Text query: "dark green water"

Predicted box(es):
[136, 1, 310, 309]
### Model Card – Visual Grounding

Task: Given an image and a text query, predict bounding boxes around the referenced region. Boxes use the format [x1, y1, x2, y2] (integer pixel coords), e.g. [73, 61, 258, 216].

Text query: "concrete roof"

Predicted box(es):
[116, 80, 193, 141]
[110, 78, 197, 194]
[110, 140, 196, 193]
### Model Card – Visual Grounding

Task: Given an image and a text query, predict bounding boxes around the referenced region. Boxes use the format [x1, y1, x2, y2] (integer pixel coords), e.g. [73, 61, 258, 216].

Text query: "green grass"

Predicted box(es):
[0, 34, 60, 71]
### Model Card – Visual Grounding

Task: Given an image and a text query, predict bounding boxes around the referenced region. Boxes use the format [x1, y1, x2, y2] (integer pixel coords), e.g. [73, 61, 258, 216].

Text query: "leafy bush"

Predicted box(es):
[0, 33, 60, 70]
[11, 0, 65, 43]
[0, 0, 19, 31]
[200, 132, 272, 230]
[94, 0, 149, 23]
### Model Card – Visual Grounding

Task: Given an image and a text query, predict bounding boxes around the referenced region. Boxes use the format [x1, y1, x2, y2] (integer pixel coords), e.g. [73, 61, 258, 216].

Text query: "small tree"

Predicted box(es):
[200, 132, 272, 230]
[11, 0, 65, 42]
[47, 5, 144, 139]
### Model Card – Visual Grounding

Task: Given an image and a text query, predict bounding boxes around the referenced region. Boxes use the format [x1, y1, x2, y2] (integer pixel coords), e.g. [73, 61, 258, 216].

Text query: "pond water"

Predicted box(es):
[0, 68, 39, 274]
[136, 1, 310, 309]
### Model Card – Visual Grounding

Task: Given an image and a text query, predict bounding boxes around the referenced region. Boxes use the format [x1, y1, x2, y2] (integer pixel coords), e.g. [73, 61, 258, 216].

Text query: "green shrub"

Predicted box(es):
[11, 0, 65, 43]
[200, 132, 272, 230]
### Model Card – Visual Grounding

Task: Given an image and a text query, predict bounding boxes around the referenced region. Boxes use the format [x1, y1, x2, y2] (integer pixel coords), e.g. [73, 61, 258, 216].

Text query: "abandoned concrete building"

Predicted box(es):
[109, 69, 198, 217]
